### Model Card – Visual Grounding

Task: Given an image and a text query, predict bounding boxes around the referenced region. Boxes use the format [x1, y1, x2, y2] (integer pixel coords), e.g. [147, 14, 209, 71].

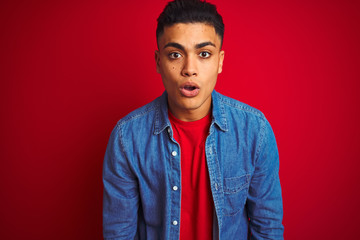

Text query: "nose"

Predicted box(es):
[181, 55, 198, 77]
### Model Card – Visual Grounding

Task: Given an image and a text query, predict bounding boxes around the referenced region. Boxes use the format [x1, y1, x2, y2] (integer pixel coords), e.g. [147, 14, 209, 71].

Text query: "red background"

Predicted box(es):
[1, 0, 359, 239]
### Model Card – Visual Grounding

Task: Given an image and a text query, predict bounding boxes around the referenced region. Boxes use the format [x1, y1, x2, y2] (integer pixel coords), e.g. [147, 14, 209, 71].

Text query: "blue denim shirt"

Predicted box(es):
[103, 91, 284, 240]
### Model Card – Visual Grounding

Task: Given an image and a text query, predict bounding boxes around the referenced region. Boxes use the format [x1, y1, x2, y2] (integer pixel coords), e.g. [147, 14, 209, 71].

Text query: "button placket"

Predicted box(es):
[169, 143, 180, 234]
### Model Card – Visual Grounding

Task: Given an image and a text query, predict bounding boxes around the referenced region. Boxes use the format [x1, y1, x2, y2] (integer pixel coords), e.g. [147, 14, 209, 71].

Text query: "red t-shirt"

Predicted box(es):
[169, 111, 214, 240]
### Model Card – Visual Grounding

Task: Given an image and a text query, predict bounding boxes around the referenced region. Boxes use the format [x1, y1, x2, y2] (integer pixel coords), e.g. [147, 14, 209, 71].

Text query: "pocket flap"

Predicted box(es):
[223, 174, 250, 193]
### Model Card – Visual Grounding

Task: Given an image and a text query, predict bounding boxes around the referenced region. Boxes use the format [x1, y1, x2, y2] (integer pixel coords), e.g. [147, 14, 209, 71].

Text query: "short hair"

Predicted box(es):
[156, 0, 225, 47]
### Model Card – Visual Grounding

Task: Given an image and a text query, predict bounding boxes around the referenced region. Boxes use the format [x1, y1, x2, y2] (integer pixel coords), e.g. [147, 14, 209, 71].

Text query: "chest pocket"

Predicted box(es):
[223, 174, 250, 216]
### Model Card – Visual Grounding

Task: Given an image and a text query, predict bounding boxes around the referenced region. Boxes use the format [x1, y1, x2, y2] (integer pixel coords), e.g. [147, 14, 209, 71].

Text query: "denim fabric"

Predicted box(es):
[103, 91, 284, 240]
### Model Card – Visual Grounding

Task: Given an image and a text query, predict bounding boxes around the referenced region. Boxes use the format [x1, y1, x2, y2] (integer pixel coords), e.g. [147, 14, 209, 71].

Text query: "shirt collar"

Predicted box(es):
[153, 90, 228, 135]
[211, 90, 228, 132]
[153, 91, 171, 135]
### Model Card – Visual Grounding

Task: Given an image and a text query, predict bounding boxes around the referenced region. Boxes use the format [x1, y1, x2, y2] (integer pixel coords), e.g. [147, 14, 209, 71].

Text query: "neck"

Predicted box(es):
[168, 99, 212, 122]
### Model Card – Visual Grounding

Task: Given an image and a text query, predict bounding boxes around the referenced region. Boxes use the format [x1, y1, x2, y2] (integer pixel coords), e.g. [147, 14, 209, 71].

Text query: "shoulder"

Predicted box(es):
[108, 95, 164, 150]
[214, 91, 266, 123]
[214, 92, 277, 162]
[115, 95, 162, 129]
[213, 91, 275, 149]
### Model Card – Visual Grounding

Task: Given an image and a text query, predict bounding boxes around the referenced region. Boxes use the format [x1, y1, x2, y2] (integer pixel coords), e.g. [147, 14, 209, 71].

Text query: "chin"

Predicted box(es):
[179, 98, 201, 108]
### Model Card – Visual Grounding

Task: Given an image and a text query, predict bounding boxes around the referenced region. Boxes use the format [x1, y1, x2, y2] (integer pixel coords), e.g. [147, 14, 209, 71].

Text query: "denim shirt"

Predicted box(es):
[103, 91, 284, 240]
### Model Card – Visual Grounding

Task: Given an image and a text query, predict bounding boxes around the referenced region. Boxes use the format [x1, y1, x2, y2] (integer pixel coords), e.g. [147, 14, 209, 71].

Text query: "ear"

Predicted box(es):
[155, 50, 161, 74]
[217, 50, 225, 74]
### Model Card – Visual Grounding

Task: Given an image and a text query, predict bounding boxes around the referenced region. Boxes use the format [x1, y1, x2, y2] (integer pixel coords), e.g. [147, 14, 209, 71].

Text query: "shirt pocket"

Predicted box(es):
[223, 174, 250, 216]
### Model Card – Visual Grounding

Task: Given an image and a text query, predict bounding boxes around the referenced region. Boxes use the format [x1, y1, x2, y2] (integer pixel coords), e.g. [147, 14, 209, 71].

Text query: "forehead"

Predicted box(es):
[158, 23, 221, 49]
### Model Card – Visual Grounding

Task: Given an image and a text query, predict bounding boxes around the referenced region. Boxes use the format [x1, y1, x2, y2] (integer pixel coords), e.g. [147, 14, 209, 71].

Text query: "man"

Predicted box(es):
[103, 0, 284, 239]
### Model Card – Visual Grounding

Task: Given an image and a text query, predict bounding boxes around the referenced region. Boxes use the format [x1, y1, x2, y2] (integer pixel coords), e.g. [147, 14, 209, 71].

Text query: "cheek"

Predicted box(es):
[162, 63, 179, 79]
[204, 62, 220, 78]
[161, 68, 178, 88]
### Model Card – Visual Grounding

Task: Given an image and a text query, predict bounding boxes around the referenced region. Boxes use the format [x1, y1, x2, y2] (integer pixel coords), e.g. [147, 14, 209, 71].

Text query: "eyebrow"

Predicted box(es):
[163, 41, 216, 51]
[163, 42, 185, 51]
[195, 41, 216, 49]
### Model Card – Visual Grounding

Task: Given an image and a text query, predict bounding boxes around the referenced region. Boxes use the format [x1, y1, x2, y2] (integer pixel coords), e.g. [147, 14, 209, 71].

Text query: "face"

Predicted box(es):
[155, 23, 224, 121]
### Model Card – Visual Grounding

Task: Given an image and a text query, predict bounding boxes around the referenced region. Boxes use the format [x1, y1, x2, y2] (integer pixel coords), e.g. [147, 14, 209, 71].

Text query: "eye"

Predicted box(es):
[199, 51, 211, 58]
[169, 52, 182, 59]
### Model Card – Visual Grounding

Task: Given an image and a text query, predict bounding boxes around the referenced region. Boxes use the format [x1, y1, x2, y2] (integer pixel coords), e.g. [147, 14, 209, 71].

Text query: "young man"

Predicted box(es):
[103, 0, 284, 239]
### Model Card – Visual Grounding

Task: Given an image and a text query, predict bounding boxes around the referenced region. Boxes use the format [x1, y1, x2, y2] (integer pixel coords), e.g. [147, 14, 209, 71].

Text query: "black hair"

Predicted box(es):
[156, 0, 224, 47]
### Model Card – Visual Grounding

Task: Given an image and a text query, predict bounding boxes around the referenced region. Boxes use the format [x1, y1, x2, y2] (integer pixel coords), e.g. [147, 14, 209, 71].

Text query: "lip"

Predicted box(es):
[179, 82, 200, 97]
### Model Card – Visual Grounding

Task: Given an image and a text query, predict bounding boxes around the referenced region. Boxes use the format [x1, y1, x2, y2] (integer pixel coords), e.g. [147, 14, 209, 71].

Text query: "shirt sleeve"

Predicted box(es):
[247, 118, 284, 240]
[102, 123, 139, 240]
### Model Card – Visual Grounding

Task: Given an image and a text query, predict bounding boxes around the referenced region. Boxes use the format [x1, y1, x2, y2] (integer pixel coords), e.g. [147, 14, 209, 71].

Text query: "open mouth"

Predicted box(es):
[179, 83, 200, 97]
[184, 85, 198, 91]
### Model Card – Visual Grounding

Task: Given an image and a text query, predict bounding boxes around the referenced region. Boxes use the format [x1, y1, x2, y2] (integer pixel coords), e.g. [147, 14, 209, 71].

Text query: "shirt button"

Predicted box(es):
[167, 128, 170, 133]
[172, 220, 178, 226]
[171, 151, 177, 156]
[172, 186, 178, 191]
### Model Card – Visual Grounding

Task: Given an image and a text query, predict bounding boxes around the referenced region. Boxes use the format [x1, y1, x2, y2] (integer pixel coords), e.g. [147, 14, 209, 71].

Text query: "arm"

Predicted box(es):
[247, 118, 284, 240]
[103, 124, 139, 240]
